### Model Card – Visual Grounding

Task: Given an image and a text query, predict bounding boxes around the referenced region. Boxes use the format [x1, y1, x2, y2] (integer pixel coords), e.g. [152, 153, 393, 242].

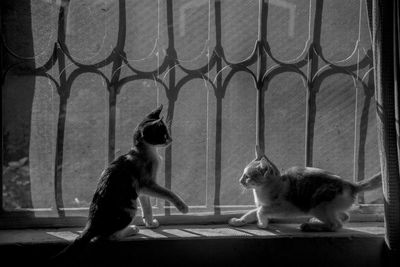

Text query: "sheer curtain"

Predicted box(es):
[368, 0, 400, 251]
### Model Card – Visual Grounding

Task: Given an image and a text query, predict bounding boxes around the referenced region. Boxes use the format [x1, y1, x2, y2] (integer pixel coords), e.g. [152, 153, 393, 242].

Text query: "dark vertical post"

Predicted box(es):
[164, 0, 177, 215]
[213, 98, 222, 214]
[356, 60, 375, 204]
[305, 0, 323, 167]
[108, 87, 117, 163]
[256, 0, 267, 152]
[108, 0, 126, 163]
[213, 0, 223, 215]
[54, 92, 67, 217]
[53, 1, 72, 217]
[164, 100, 175, 215]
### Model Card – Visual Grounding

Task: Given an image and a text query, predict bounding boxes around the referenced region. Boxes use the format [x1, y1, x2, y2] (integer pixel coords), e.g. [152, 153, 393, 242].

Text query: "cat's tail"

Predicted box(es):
[47, 230, 94, 266]
[354, 173, 382, 193]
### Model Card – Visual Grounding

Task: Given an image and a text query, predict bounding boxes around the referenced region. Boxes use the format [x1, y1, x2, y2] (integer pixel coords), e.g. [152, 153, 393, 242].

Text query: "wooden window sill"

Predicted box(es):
[0, 222, 385, 244]
[1, 222, 395, 267]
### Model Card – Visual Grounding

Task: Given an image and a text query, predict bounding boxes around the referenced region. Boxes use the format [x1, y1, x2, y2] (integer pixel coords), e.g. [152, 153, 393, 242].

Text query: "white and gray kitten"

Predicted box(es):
[229, 146, 381, 232]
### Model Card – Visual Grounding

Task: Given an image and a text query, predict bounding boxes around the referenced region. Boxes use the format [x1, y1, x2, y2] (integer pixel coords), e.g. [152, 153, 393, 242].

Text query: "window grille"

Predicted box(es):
[1, 0, 382, 227]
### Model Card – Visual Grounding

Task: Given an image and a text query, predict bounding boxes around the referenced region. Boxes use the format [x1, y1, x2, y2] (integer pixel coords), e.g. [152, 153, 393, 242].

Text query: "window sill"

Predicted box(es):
[1, 222, 395, 267]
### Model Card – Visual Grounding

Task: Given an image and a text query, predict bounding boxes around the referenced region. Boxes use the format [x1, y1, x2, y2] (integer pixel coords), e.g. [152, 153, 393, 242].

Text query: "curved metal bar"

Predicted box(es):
[173, 73, 217, 97]
[213, 63, 257, 91]
[177, 47, 219, 76]
[221, 67, 258, 98]
[66, 66, 111, 91]
[262, 64, 308, 92]
[264, 40, 312, 68]
[311, 50, 373, 83]
[220, 39, 260, 68]
[116, 75, 166, 94]
[312, 64, 358, 89]
[1, 61, 61, 93]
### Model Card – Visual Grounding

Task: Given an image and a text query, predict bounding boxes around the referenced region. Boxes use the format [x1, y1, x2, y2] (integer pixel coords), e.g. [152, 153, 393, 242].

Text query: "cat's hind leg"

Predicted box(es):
[338, 211, 350, 223]
[107, 225, 140, 240]
[229, 208, 258, 227]
[301, 209, 343, 232]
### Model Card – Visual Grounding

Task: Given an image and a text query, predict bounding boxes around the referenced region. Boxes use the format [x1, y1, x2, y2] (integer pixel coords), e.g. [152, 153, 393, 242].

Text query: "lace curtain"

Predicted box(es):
[368, 0, 400, 251]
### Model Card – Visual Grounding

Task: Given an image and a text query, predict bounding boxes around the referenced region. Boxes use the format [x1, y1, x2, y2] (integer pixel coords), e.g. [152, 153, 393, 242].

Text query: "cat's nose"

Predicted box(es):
[239, 177, 246, 186]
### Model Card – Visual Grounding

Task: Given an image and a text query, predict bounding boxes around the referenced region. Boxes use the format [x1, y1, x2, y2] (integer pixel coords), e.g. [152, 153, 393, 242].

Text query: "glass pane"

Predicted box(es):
[221, 0, 258, 63]
[3, 72, 37, 211]
[215, 72, 257, 207]
[267, 0, 310, 62]
[264, 73, 307, 169]
[159, 0, 209, 67]
[159, 80, 208, 210]
[29, 77, 59, 215]
[320, 0, 360, 63]
[313, 74, 356, 180]
[61, 74, 108, 215]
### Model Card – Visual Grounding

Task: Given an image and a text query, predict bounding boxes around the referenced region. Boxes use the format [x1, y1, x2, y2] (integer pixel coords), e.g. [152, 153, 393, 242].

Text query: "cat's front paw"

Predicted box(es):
[228, 218, 246, 227]
[143, 218, 160, 229]
[257, 221, 269, 229]
[175, 200, 189, 214]
[308, 217, 321, 223]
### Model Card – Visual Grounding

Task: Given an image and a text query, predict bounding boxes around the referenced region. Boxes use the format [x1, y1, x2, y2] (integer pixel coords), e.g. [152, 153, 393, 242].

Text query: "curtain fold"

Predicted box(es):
[368, 0, 400, 250]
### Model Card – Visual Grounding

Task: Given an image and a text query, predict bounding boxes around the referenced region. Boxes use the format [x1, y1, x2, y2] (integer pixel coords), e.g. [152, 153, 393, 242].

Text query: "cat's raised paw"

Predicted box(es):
[176, 201, 189, 214]
[228, 218, 246, 227]
[143, 218, 160, 229]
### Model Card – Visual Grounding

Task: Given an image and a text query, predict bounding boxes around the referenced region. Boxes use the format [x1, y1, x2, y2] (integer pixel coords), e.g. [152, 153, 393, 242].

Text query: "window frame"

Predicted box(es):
[1, 0, 384, 229]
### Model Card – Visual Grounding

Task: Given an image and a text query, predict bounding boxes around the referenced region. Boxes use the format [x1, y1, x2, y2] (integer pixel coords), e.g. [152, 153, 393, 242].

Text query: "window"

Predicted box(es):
[1, 0, 383, 227]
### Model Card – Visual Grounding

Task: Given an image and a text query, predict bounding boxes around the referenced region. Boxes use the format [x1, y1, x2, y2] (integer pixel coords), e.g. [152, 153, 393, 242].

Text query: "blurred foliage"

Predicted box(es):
[2, 157, 32, 211]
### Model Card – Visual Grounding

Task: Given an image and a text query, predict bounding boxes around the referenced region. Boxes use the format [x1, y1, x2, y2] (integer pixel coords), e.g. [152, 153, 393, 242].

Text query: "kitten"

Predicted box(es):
[52, 105, 188, 263]
[229, 145, 381, 232]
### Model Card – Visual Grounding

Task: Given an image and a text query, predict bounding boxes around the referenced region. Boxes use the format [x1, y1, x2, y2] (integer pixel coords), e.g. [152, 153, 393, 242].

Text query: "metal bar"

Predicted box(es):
[256, 0, 267, 152]
[53, 1, 72, 218]
[305, 0, 324, 167]
[163, 0, 177, 216]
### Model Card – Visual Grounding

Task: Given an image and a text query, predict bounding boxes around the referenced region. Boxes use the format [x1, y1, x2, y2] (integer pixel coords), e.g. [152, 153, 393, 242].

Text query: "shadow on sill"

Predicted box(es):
[47, 222, 388, 243]
[0, 222, 397, 267]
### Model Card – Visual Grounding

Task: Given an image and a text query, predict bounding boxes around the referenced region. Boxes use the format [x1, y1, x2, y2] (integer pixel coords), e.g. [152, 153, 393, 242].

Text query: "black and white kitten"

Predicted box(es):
[52, 105, 188, 263]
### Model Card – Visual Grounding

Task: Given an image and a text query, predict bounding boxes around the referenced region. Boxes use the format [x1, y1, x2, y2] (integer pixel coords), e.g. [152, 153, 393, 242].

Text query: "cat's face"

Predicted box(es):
[136, 105, 172, 146]
[239, 146, 280, 189]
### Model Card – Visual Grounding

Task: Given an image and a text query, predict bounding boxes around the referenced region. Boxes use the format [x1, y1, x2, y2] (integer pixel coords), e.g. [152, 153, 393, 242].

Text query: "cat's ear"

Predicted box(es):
[147, 104, 163, 119]
[260, 157, 269, 170]
[150, 117, 163, 125]
[255, 145, 264, 160]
